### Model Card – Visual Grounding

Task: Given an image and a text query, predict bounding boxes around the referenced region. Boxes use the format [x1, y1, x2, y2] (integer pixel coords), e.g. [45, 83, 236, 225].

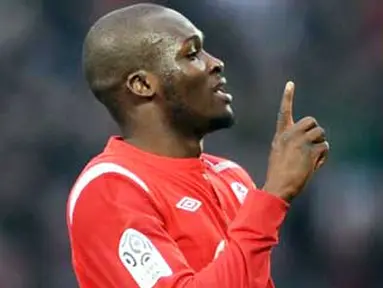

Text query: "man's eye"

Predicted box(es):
[186, 51, 199, 60]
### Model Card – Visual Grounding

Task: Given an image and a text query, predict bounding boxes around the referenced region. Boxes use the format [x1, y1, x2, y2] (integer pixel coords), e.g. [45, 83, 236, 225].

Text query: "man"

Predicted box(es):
[66, 3, 329, 288]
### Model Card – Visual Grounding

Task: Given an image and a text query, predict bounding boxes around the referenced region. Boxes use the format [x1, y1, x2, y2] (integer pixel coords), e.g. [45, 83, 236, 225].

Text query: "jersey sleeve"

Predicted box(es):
[68, 171, 288, 288]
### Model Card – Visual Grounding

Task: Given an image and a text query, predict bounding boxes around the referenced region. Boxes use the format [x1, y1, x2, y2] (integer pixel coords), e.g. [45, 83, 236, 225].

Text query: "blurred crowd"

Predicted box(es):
[0, 0, 382, 287]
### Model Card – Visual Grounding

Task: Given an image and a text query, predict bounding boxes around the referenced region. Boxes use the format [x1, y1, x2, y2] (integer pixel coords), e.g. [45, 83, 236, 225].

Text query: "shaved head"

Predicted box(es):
[83, 3, 190, 122]
[83, 3, 234, 138]
[84, 4, 160, 89]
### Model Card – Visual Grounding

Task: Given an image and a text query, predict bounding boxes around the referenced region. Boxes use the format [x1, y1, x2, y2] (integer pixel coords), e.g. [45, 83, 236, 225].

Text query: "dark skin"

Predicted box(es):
[122, 10, 233, 158]
[84, 4, 329, 202]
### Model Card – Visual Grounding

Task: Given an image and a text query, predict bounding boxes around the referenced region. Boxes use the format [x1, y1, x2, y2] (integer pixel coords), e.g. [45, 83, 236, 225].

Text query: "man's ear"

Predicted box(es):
[126, 70, 157, 98]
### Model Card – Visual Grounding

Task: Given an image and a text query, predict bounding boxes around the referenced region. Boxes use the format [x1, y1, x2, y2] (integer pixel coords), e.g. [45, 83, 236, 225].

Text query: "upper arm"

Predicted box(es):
[68, 171, 194, 288]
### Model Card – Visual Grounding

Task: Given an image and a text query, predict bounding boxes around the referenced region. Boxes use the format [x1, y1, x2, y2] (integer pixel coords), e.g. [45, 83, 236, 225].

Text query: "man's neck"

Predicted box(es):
[122, 128, 204, 159]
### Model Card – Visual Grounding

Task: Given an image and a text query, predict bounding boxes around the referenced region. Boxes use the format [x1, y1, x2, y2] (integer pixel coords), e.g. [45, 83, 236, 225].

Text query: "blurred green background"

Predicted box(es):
[0, 0, 382, 287]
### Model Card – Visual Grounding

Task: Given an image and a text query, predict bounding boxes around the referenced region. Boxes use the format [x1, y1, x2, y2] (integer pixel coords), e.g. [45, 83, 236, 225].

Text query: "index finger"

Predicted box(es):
[276, 81, 295, 134]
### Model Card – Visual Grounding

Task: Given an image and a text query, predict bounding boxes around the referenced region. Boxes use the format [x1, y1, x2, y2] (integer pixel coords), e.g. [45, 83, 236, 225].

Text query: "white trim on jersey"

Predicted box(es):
[68, 162, 149, 225]
[212, 160, 239, 173]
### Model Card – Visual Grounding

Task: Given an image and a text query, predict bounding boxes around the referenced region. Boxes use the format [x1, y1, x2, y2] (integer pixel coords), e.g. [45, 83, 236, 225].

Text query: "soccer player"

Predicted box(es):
[66, 3, 329, 288]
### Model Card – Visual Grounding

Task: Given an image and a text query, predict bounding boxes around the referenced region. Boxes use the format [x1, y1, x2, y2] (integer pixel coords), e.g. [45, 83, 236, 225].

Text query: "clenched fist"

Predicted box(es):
[263, 81, 329, 202]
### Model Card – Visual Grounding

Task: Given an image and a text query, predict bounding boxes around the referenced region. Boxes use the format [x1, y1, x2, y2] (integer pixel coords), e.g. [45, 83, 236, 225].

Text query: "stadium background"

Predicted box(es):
[0, 0, 382, 287]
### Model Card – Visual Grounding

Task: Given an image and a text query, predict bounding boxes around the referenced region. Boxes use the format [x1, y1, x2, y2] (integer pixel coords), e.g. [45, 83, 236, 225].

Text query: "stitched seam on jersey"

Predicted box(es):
[68, 162, 149, 225]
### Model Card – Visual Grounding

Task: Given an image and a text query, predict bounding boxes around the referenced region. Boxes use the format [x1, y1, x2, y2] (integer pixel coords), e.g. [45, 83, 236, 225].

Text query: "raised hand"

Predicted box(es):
[263, 81, 329, 202]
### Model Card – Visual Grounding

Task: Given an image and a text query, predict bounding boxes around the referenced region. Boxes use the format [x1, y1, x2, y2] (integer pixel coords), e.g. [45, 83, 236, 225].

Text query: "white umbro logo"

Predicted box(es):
[176, 197, 202, 212]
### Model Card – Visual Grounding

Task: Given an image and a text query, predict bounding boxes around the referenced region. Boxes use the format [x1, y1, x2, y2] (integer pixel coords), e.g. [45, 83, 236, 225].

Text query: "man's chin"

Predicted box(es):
[206, 112, 236, 134]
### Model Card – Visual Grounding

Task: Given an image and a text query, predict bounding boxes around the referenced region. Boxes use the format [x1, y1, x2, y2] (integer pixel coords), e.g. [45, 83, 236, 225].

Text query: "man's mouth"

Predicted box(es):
[213, 78, 233, 103]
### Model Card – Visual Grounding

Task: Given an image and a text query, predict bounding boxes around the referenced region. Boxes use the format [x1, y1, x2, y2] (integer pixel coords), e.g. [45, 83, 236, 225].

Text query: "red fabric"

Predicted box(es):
[67, 136, 288, 288]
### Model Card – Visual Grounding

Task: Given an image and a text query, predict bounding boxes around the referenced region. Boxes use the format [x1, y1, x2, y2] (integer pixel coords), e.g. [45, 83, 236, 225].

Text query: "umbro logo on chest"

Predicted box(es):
[176, 196, 202, 212]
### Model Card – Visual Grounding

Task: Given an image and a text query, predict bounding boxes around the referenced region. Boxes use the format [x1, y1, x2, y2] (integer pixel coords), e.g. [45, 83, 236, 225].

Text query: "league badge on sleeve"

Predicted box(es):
[119, 228, 173, 288]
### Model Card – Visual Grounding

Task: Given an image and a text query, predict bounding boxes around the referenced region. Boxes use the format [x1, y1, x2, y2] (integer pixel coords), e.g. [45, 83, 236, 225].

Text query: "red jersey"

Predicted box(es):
[66, 136, 288, 288]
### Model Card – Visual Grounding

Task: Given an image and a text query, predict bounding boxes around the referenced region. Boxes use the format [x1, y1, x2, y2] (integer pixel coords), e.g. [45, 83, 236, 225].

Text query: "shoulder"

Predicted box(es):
[202, 153, 257, 205]
[71, 148, 153, 195]
[202, 153, 240, 172]
[74, 160, 149, 193]
[202, 153, 256, 188]
[67, 157, 153, 227]
[202, 153, 252, 177]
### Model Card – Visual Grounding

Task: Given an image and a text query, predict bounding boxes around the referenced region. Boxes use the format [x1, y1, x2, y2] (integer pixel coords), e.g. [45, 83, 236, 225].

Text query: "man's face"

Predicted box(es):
[154, 11, 235, 137]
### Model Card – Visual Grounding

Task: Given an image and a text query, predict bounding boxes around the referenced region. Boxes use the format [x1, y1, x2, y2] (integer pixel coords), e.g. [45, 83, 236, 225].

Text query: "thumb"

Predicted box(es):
[276, 81, 295, 134]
